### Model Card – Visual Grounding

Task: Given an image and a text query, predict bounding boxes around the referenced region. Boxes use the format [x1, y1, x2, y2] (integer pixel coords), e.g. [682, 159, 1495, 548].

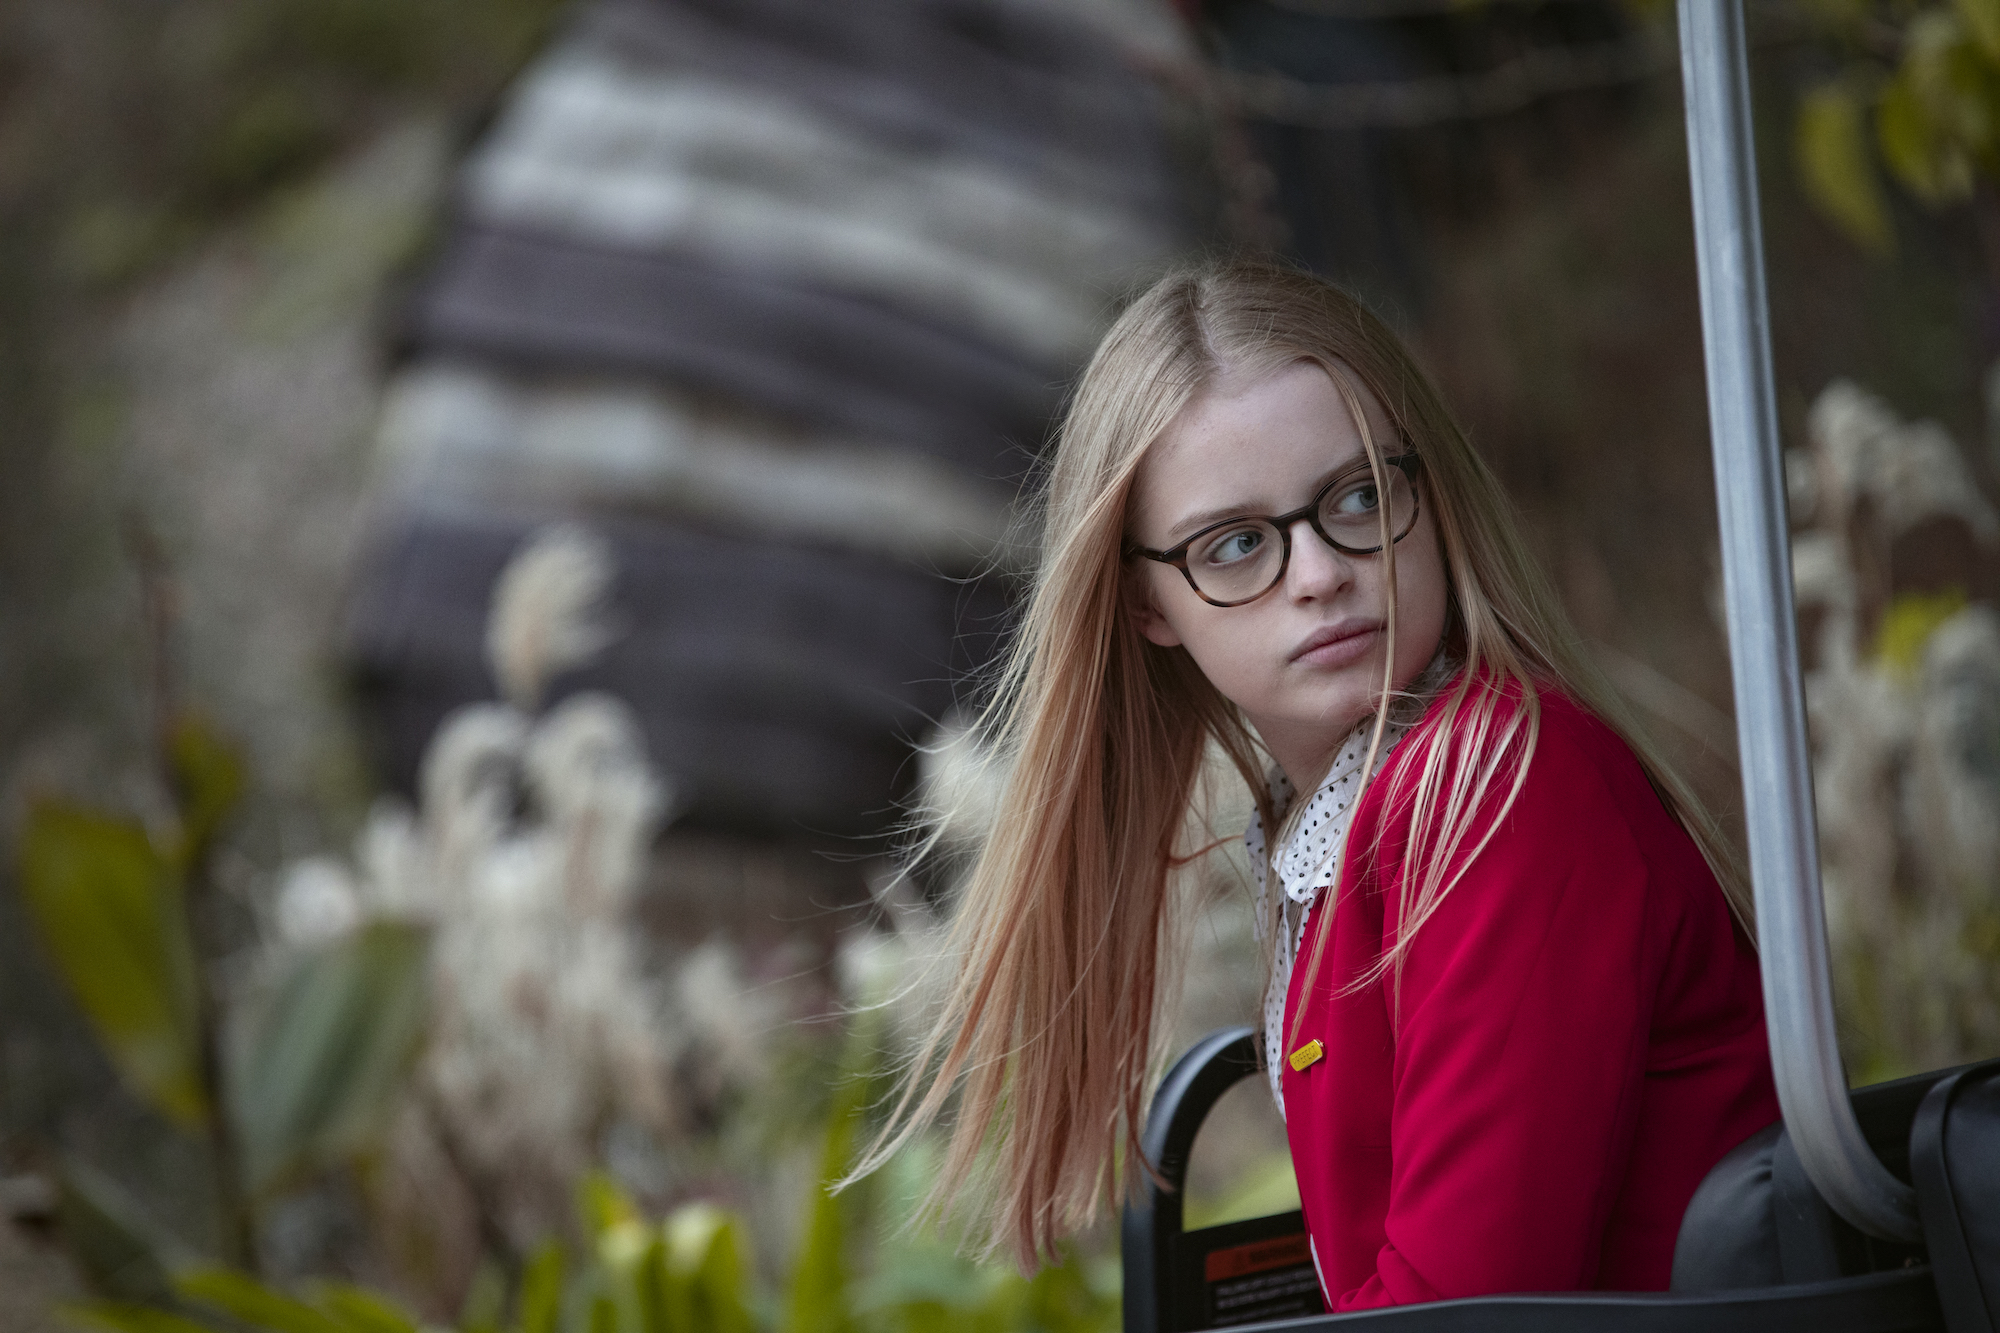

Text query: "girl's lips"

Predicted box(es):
[1292, 622, 1384, 669]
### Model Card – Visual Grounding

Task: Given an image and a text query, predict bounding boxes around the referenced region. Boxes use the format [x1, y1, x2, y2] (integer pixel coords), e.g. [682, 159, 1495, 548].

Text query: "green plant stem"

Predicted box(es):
[129, 518, 258, 1272]
[189, 888, 258, 1274]
[173, 730, 258, 1271]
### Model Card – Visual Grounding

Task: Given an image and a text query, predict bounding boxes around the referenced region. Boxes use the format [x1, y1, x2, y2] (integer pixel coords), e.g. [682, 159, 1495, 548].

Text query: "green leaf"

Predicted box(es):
[1024, 1250, 1118, 1333]
[1929, 20, 2000, 152]
[782, 1114, 853, 1333]
[1908, 10, 1972, 90]
[166, 716, 245, 867]
[667, 1206, 754, 1333]
[1875, 587, 1969, 676]
[232, 921, 430, 1195]
[590, 1214, 654, 1333]
[578, 1171, 641, 1244]
[60, 1301, 219, 1333]
[635, 1238, 674, 1333]
[849, 1244, 994, 1323]
[782, 1012, 885, 1333]
[55, 1161, 191, 1305]
[458, 1259, 507, 1333]
[1956, 0, 2000, 62]
[311, 1284, 422, 1333]
[1879, 11, 1987, 199]
[17, 804, 205, 1127]
[1880, 68, 1945, 195]
[1797, 83, 1895, 252]
[588, 1297, 619, 1333]
[176, 1267, 345, 1333]
[516, 1242, 565, 1333]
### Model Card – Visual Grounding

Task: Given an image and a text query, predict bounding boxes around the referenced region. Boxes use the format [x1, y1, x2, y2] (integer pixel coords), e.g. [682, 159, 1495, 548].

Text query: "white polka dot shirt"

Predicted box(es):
[1244, 656, 1456, 1116]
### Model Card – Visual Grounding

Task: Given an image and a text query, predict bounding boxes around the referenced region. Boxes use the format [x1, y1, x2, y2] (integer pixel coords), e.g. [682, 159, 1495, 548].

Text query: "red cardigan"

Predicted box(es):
[1279, 681, 1779, 1310]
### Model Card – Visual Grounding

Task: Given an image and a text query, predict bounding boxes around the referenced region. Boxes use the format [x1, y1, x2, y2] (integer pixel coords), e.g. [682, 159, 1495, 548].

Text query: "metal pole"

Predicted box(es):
[1677, 0, 1921, 1242]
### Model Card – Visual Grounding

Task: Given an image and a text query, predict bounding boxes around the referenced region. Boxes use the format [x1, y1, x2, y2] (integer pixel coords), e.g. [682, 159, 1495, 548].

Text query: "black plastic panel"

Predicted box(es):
[1172, 1211, 1322, 1329]
[1912, 1059, 2000, 1333]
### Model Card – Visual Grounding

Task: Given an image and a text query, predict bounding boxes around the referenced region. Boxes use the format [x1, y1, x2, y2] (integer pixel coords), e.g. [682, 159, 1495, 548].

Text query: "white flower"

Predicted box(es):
[418, 703, 529, 909]
[835, 929, 908, 1011]
[1809, 379, 1899, 518]
[485, 525, 619, 711]
[1905, 606, 2000, 901]
[353, 799, 425, 918]
[263, 518, 799, 1244]
[1874, 419, 2000, 542]
[916, 713, 1006, 851]
[272, 857, 362, 948]
[1800, 372, 2000, 1071]
[673, 941, 778, 1102]
[1808, 379, 2000, 541]
[522, 692, 670, 917]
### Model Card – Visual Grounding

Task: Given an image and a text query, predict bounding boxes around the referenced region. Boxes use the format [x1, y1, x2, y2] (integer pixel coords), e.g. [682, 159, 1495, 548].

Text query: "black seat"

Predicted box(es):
[1670, 1067, 1941, 1290]
[1122, 1026, 1974, 1333]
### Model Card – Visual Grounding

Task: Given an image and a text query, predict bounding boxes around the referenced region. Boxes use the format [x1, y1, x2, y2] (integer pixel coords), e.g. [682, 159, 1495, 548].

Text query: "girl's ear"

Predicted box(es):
[1123, 566, 1184, 648]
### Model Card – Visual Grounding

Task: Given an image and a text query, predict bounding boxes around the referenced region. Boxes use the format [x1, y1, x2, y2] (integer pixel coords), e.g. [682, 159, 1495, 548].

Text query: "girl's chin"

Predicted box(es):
[1260, 694, 1376, 744]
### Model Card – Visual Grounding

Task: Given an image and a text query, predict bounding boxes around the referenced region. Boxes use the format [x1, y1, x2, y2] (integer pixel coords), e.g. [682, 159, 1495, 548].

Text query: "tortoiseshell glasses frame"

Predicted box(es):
[1124, 453, 1423, 608]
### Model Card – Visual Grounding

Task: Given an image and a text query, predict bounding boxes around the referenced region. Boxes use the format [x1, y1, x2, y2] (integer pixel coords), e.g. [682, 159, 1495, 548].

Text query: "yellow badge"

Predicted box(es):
[1288, 1039, 1325, 1073]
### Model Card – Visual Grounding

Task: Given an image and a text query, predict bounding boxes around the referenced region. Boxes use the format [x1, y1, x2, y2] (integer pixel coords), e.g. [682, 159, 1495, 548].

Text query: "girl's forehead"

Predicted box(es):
[1129, 361, 1389, 534]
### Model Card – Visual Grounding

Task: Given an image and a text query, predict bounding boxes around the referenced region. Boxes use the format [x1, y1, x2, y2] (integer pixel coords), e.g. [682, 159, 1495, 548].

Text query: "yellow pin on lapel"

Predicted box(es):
[1288, 1039, 1325, 1073]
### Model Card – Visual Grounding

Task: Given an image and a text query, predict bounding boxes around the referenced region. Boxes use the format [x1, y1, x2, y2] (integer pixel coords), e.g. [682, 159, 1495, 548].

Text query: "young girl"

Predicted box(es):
[861, 259, 1780, 1309]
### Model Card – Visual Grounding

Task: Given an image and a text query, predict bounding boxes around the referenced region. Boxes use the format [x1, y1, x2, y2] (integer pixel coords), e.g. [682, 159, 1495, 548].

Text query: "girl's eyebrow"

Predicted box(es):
[1164, 499, 1260, 544]
[1162, 453, 1367, 544]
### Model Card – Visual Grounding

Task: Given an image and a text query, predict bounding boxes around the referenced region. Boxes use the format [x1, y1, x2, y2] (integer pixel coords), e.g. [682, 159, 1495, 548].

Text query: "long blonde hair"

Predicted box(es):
[852, 258, 1750, 1268]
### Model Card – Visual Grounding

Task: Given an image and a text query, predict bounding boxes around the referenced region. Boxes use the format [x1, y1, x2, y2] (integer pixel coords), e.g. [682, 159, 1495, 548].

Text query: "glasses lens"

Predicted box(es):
[1188, 520, 1285, 604]
[1318, 462, 1416, 551]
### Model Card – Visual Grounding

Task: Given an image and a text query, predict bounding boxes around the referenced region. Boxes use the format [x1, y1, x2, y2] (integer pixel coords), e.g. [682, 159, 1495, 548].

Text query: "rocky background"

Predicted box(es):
[0, 0, 1995, 1327]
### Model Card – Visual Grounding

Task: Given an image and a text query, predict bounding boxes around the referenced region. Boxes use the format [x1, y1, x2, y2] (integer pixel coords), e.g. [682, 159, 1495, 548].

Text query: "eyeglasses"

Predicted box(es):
[1126, 453, 1422, 607]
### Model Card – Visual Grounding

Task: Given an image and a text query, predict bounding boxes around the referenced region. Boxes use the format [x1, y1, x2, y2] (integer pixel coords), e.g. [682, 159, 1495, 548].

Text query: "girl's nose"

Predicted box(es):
[1284, 518, 1354, 601]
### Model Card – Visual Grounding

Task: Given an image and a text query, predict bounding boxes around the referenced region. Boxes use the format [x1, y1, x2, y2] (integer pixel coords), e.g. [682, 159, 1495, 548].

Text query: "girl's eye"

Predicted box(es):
[1328, 482, 1381, 517]
[1197, 526, 1267, 567]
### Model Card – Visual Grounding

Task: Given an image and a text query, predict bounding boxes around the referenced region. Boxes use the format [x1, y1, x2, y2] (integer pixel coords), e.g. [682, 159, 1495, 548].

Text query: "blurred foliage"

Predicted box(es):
[13, 712, 250, 1135]
[1790, 0, 2000, 253]
[168, 718, 248, 868]
[1797, 82, 1897, 251]
[18, 804, 207, 1129]
[231, 921, 430, 1197]
[58, 1160, 194, 1305]
[781, 1011, 878, 1333]
[4, 0, 571, 290]
[1874, 585, 1971, 673]
[15, 714, 429, 1267]
[15, 713, 253, 1132]
[1182, 1154, 1301, 1233]
[19, 711, 1116, 1333]
[53, 1051, 1116, 1333]
[58, 1166, 1116, 1333]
